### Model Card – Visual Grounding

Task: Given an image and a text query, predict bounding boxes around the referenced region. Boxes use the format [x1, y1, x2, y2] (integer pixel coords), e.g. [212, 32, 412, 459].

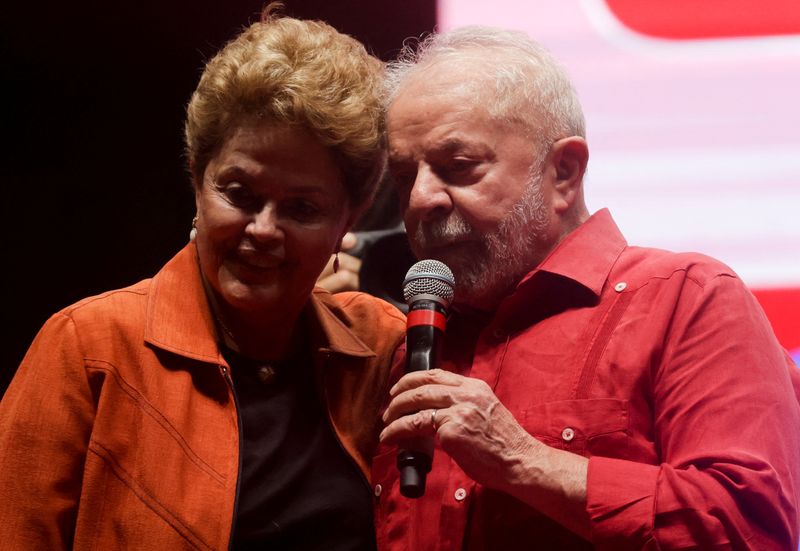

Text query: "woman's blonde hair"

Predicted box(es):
[185, 4, 385, 208]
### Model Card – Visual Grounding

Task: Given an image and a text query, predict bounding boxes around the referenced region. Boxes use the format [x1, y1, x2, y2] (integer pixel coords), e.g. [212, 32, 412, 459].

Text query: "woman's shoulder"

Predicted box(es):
[312, 288, 405, 327]
[51, 278, 154, 337]
[310, 288, 406, 356]
[311, 291, 406, 379]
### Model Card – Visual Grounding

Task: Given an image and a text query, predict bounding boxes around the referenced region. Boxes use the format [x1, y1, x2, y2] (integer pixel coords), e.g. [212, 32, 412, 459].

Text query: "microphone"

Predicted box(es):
[397, 259, 455, 498]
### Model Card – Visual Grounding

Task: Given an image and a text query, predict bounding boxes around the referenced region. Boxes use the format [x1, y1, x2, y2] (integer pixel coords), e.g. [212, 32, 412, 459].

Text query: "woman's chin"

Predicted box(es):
[220, 283, 274, 312]
[218, 277, 308, 316]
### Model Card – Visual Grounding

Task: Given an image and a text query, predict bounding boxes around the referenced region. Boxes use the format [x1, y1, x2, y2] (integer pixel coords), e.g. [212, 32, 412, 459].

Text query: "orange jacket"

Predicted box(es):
[0, 243, 405, 550]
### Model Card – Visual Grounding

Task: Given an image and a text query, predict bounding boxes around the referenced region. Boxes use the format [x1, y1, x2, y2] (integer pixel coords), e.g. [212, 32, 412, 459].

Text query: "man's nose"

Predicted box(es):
[407, 166, 453, 222]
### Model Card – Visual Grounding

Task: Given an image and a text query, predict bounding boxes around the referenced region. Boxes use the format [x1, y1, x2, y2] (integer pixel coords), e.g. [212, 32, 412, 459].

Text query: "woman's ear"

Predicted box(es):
[191, 168, 203, 210]
[549, 136, 588, 213]
[336, 202, 364, 251]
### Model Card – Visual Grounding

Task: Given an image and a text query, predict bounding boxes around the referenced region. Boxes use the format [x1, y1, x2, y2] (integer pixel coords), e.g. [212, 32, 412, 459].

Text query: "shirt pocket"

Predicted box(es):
[520, 398, 629, 457]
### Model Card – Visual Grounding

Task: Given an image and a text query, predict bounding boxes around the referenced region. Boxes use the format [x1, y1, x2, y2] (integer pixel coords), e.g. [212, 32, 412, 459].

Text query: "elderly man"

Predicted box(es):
[373, 26, 800, 550]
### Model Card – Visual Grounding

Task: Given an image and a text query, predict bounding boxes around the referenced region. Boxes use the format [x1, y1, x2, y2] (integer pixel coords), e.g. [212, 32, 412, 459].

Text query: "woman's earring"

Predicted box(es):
[189, 215, 198, 242]
[333, 253, 340, 274]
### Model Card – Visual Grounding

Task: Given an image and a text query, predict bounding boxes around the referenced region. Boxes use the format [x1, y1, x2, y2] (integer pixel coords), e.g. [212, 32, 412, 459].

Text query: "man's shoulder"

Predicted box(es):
[616, 246, 740, 290]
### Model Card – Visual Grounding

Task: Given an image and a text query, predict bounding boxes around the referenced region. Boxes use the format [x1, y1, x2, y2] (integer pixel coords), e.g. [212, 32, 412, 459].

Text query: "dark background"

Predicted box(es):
[2, 1, 436, 394]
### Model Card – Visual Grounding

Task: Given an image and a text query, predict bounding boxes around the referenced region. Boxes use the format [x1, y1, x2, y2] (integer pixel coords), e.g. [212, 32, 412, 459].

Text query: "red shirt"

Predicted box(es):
[373, 209, 800, 550]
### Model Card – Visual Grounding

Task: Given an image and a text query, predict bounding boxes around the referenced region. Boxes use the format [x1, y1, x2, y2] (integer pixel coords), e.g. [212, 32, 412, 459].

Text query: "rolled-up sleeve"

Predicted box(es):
[587, 273, 800, 550]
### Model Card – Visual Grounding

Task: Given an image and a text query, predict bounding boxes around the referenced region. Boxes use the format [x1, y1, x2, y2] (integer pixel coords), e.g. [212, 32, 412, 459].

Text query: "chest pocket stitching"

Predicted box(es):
[555, 293, 617, 402]
[487, 335, 511, 392]
[573, 291, 634, 400]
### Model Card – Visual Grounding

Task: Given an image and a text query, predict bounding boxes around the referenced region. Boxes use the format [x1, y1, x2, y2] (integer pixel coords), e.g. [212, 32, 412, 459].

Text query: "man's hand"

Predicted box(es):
[380, 368, 591, 540]
[380, 368, 539, 491]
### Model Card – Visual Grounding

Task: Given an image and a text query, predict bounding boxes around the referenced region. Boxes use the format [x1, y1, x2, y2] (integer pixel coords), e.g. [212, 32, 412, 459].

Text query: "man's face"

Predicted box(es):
[387, 65, 560, 310]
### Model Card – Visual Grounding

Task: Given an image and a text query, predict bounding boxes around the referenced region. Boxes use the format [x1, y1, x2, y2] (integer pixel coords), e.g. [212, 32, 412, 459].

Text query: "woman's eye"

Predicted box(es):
[223, 184, 255, 208]
[286, 200, 322, 222]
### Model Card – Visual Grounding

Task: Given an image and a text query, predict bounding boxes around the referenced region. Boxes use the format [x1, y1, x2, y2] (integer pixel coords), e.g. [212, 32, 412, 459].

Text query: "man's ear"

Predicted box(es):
[549, 136, 588, 213]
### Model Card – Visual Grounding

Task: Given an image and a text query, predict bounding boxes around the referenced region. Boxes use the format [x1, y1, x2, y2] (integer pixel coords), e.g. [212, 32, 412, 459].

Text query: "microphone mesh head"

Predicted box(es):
[403, 260, 455, 305]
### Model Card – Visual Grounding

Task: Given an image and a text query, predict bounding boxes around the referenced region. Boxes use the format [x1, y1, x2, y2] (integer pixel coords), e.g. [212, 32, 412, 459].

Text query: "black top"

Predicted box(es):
[223, 344, 376, 551]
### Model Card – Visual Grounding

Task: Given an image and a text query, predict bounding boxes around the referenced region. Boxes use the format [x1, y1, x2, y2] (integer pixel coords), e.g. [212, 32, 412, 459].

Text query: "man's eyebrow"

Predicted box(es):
[434, 138, 469, 153]
[432, 137, 494, 160]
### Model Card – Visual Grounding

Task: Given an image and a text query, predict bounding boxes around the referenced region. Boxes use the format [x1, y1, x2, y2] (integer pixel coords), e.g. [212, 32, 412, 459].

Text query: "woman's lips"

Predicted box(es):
[233, 249, 284, 272]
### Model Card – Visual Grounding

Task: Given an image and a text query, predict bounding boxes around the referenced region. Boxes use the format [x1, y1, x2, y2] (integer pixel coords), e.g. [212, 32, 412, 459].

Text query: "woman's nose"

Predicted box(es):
[247, 204, 284, 243]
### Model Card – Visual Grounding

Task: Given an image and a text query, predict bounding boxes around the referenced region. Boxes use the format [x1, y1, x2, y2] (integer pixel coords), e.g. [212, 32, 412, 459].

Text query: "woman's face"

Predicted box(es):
[194, 121, 353, 316]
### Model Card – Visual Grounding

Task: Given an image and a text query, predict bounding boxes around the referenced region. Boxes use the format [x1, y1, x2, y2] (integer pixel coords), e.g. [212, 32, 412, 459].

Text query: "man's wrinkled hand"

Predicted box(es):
[380, 368, 539, 492]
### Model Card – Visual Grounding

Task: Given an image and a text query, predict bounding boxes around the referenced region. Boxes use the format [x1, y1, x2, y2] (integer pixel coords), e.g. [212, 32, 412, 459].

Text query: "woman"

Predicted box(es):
[0, 6, 405, 550]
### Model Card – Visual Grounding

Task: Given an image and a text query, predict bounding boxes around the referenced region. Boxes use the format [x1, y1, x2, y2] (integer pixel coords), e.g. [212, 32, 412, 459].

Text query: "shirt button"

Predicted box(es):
[561, 427, 575, 442]
[493, 327, 506, 339]
[374, 484, 382, 497]
[614, 282, 627, 292]
[454, 488, 467, 501]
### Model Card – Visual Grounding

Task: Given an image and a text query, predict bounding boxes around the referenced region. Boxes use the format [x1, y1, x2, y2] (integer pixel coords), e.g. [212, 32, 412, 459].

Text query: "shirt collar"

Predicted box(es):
[526, 208, 627, 298]
[145, 243, 376, 364]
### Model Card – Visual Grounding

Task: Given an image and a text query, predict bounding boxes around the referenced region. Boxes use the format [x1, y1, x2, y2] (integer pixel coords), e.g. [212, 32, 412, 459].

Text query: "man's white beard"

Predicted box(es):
[411, 170, 550, 309]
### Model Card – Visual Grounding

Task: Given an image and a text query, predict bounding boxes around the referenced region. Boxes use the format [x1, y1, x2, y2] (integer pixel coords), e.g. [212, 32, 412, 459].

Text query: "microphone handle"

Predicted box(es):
[398, 301, 445, 498]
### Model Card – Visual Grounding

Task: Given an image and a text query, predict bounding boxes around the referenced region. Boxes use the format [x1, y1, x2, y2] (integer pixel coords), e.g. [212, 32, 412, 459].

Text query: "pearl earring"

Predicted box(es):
[189, 216, 198, 242]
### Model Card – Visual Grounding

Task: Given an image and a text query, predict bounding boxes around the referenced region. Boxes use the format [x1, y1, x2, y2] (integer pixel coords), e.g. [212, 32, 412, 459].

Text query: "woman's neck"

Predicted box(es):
[216, 304, 304, 363]
[201, 279, 305, 363]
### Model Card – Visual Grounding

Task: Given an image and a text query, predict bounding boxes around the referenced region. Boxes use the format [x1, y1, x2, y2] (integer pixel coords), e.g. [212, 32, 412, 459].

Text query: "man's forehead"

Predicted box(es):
[391, 56, 495, 109]
[386, 101, 495, 159]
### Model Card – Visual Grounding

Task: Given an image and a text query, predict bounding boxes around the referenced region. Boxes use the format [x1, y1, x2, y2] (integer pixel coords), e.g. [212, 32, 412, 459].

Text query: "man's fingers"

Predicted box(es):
[340, 231, 358, 250]
[382, 383, 456, 423]
[335, 252, 362, 272]
[318, 271, 359, 293]
[380, 408, 444, 444]
[389, 368, 464, 397]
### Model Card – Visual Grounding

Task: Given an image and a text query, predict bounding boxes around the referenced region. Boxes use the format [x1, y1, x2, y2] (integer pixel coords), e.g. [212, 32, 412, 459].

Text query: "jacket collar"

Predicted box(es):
[306, 289, 377, 358]
[144, 243, 375, 364]
[145, 243, 221, 363]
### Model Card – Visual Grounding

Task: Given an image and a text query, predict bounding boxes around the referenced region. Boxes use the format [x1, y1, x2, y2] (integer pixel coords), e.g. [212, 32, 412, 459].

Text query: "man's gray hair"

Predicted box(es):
[385, 26, 586, 144]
